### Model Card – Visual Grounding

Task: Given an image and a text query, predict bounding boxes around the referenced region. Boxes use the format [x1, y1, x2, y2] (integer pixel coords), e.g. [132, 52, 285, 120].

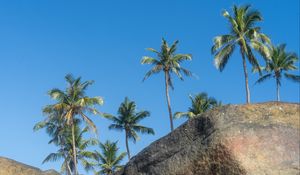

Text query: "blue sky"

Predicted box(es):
[0, 0, 299, 174]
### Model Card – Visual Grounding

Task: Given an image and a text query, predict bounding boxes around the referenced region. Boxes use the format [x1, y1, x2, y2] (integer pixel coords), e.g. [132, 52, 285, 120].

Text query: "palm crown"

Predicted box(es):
[93, 140, 126, 175]
[174, 93, 221, 119]
[141, 38, 193, 88]
[212, 5, 271, 103]
[48, 74, 103, 132]
[103, 97, 154, 159]
[255, 44, 299, 101]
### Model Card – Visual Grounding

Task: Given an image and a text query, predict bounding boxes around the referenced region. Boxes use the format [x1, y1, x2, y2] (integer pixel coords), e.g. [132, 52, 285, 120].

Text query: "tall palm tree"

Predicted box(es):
[211, 4, 271, 104]
[41, 126, 97, 174]
[93, 140, 126, 175]
[174, 92, 221, 119]
[103, 97, 155, 159]
[254, 44, 299, 101]
[46, 74, 103, 175]
[141, 38, 193, 131]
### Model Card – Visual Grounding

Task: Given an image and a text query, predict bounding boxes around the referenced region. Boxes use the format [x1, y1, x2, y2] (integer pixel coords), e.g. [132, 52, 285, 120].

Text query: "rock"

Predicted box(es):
[0, 157, 60, 175]
[116, 102, 300, 175]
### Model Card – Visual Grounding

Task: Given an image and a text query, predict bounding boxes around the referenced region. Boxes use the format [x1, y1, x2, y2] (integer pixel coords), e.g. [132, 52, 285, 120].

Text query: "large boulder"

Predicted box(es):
[116, 102, 300, 175]
[0, 157, 60, 175]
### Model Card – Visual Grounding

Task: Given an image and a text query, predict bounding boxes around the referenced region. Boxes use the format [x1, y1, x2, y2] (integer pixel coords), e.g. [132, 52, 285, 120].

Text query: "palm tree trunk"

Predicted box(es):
[276, 78, 280, 102]
[71, 124, 78, 175]
[63, 153, 72, 175]
[164, 71, 174, 131]
[66, 162, 72, 175]
[125, 131, 131, 160]
[241, 49, 251, 104]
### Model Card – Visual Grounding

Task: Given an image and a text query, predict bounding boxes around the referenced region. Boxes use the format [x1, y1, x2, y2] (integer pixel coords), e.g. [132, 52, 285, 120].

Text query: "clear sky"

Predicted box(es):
[0, 0, 299, 174]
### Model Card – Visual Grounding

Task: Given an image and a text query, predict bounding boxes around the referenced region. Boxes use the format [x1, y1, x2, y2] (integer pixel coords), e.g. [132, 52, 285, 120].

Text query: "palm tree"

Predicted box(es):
[41, 126, 98, 174]
[254, 44, 299, 101]
[93, 140, 126, 175]
[174, 92, 221, 119]
[46, 74, 103, 175]
[103, 97, 155, 159]
[211, 4, 271, 104]
[141, 38, 193, 131]
[34, 107, 73, 175]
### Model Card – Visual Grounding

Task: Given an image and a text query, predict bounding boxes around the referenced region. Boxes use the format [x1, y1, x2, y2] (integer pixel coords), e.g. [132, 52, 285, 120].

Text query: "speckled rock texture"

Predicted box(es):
[115, 102, 300, 175]
[0, 157, 60, 175]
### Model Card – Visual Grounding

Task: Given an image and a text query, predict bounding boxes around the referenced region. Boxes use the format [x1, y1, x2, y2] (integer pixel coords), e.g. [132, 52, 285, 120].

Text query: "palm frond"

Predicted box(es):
[108, 124, 124, 132]
[79, 97, 104, 107]
[169, 40, 179, 54]
[172, 54, 192, 62]
[222, 9, 238, 34]
[146, 48, 160, 55]
[33, 121, 47, 131]
[48, 88, 66, 101]
[251, 39, 271, 59]
[284, 73, 300, 83]
[171, 67, 183, 80]
[180, 67, 193, 77]
[141, 56, 160, 65]
[112, 152, 127, 166]
[173, 112, 195, 119]
[127, 131, 139, 143]
[211, 35, 235, 54]
[80, 159, 95, 172]
[142, 64, 163, 81]
[245, 9, 262, 28]
[93, 150, 106, 163]
[102, 113, 122, 124]
[134, 111, 150, 123]
[245, 44, 262, 75]
[255, 73, 272, 84]
[214, 43, 235, 71]
[132, 125, 155, 135]
[65, 74, 75, 85]
[80, 112, 97, 134]
[42, 153, 63, 164]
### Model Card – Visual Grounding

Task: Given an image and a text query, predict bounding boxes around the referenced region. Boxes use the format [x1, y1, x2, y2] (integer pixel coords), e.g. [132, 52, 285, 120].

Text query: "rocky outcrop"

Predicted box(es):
[116, 102, 300, 175]
[0, 157, 60, 175]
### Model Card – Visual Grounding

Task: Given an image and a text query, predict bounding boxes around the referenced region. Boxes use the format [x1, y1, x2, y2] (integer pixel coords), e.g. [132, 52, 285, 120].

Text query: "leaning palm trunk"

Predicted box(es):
[66, 161, 72, 175]
[62, 151, 72, 175]
[241, 48, 251, 104]
[125, 131, 131, 160]
[60, 139, 72, 175]
[71, 124, 78, 175]
[164, 71, 174, 131]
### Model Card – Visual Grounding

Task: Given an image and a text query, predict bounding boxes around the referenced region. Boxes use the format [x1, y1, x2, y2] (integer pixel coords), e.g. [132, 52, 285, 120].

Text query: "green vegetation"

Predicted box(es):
[93, 140, 126, 175]
[174, 93, 222, 119]
[212, 5, 271, 104]
[34, 119, 97, 174]
[103, 97, 155, 159]
[254, 44, 299, 101]
[34, 4, 299, 175]
[55, 126, 97, 174]
[34, 107, 74, 174]
[141, 38, 193, 131]
[36, 74, 103, 175]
